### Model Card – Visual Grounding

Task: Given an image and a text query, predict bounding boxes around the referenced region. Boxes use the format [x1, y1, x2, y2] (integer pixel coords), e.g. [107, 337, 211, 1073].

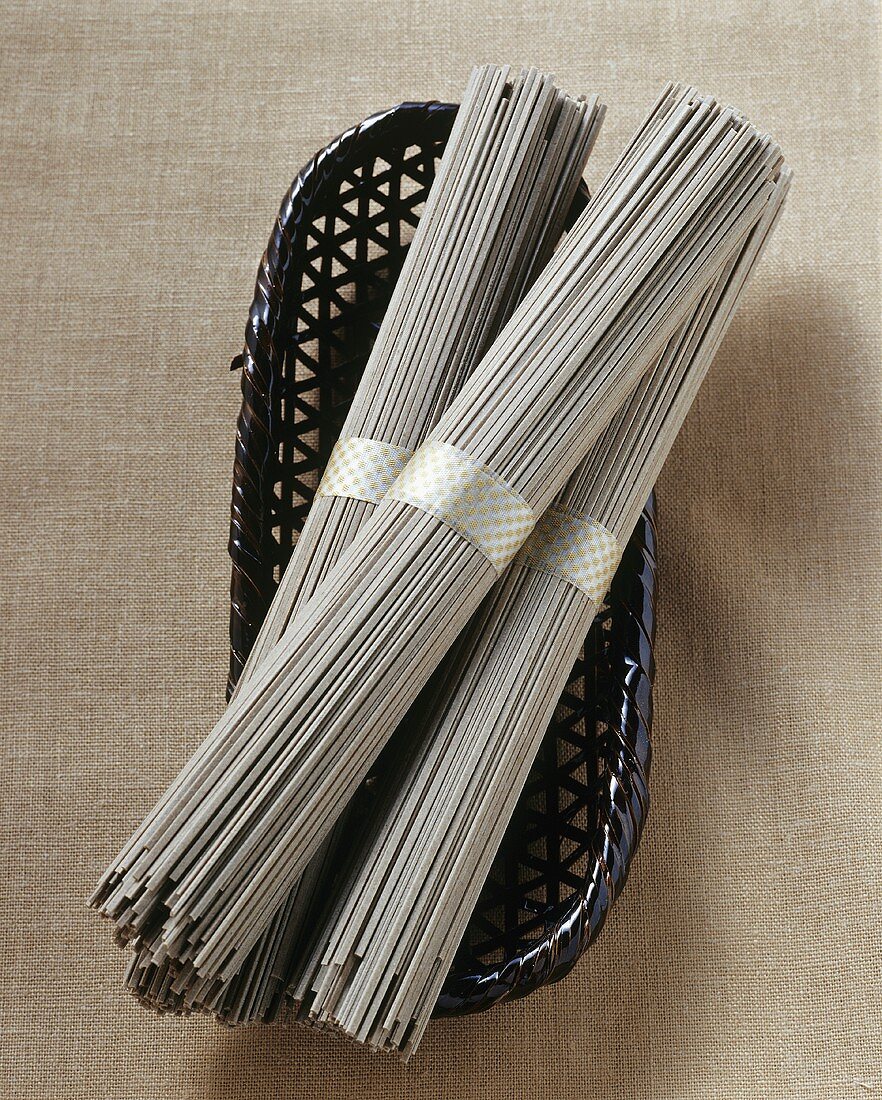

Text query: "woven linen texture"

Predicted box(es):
[0, 1, 879, 1097]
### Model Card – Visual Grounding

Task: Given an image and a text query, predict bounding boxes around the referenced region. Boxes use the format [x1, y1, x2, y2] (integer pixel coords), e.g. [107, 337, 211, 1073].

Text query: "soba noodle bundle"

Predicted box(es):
[288, 167, 791, 1056]
[124, 63, 604, 1021]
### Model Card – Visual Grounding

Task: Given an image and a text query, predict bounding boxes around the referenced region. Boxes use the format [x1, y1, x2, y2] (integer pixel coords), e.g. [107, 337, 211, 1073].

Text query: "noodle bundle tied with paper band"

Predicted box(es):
[120, 64, 604, 1022]
[284, 167, 790, 1057]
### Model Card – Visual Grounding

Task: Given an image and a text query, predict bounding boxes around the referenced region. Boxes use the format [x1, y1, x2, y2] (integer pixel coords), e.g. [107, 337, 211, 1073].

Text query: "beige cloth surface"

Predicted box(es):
[1, 1, 880, 1097]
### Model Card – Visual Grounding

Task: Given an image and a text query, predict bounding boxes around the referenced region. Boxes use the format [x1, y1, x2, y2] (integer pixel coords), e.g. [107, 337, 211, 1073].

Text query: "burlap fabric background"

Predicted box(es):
[1, 2, 879, 1097]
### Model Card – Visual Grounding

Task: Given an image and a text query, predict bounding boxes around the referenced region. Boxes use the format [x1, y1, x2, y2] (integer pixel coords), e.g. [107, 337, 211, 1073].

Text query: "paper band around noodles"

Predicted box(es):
[316, 437, 414, 505]
[518, 504, 621, 601]
[387, 440, 535, 572]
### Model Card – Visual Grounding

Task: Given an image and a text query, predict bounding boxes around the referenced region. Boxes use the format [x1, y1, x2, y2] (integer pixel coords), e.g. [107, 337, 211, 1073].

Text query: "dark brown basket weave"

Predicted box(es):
[228, 101, 657, 1017]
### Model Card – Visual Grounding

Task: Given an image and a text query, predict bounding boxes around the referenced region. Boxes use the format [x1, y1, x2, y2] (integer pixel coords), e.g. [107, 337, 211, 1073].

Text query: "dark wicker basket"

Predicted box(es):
[227, 101, 657, 1017]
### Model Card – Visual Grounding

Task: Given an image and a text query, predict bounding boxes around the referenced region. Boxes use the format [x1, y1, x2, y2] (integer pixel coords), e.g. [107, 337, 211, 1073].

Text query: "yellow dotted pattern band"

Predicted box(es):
[316, 437, 414, 505]
[388, 440, 535, 573]
[518, 504, 621, 601]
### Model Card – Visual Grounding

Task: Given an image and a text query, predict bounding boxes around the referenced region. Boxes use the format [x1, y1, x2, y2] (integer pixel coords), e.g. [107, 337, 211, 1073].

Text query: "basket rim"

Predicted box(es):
[227, 99, 656, 1018]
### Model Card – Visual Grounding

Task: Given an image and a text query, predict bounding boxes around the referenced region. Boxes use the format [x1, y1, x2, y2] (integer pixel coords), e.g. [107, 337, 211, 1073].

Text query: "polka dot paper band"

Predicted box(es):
[518, 504, 621, 601]
[316, 437, 414, 505]
[388, 440, 535, 573]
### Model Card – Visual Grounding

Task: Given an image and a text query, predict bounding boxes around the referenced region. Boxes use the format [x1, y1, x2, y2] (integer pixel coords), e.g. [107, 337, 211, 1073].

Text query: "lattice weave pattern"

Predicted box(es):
[227, 101, 657, 1016]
